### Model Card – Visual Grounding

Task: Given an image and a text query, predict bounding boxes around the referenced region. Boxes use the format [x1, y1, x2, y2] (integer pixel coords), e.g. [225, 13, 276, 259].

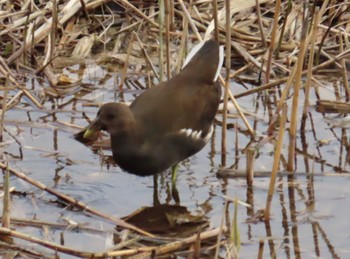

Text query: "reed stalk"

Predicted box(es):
[221, 0, 231, 166]
[230, 198, 241, 252]
[301, 8, 320, 128]
[213, 0, 219, 41]
[51, 0, 57, 61]
[1, 162, 13, 244]
[339, 32, 350, 101]
[0, 73, 9, 142]
[255, 0, 267, 46]
[265, 0, 281, 83]
[165, 0, 171, 79]
[287, 12, 310, 171]
[158, 0, 165, 82]
[2, 162, 10, 229]
[178, 0, 202, 41]
[275, 0, 292, 58]
[264, 104, 287, 220]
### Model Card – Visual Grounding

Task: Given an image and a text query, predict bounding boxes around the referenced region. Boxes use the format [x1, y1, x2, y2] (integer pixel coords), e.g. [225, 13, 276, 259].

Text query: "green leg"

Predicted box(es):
[171, 164, 180, 205]
[171, 164, 178, 184]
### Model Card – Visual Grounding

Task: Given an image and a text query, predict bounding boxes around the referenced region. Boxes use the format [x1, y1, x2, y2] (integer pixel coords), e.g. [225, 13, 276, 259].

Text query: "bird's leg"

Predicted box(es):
[171, 164, 178, 184]
[171, 164, 180, 205]
[153, 174, 160, 206]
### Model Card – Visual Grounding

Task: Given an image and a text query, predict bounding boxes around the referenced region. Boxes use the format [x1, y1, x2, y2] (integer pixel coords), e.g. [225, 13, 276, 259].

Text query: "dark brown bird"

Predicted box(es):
[84, 40, 223, 176]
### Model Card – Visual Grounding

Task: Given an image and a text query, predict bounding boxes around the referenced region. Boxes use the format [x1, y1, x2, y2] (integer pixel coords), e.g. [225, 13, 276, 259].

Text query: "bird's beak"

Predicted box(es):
[83, 117, 101, 139]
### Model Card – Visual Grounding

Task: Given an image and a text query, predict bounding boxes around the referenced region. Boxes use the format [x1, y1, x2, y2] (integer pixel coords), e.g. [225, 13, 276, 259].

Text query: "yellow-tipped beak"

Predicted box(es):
[83, 128, 95, 139]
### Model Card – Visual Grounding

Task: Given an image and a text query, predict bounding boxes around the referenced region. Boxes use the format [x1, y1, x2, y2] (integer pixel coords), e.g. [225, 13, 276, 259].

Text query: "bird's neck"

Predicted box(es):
[109, 120, 144, 154]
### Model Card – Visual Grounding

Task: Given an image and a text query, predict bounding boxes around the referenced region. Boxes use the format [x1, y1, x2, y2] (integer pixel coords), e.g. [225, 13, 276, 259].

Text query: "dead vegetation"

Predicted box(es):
[1, 0, 350, 258]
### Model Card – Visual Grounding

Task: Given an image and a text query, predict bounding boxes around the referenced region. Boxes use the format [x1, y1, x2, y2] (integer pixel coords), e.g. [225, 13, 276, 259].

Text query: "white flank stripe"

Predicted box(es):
[179, 128, 204, 141]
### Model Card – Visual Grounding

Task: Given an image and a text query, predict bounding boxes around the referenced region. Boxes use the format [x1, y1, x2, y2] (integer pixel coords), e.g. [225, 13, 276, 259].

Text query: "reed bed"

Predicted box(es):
[1, 0, 350, 257]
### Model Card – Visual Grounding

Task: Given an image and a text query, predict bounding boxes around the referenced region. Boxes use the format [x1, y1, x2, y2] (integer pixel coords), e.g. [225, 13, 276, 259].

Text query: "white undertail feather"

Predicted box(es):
[214, 45, 224, 81]
[182, 41, 205, 69]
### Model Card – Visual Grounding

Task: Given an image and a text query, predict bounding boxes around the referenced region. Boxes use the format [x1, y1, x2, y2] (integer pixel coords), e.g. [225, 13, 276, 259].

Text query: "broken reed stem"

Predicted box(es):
[158, 0, 164, 82]
[0, 73, 9, 142]
[0, 162, 151, 237]
[302, 8, 320, 119]
[255, 0, 267, 46]
[287, 12, 310, 171]
[165, 0, 171, 80]
[264, 104, 287, 221]
[265, 0, 281, 83]
[246, 148, 255, 185]
[339, 32, 350, 101]
[221, 0, 231, 166]
[212, 0, 219, 41]
[2, 162, 11, 229]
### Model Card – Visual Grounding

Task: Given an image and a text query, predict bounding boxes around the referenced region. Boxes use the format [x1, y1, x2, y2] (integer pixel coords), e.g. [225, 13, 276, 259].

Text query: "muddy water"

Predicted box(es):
[2, 63, 350, 258]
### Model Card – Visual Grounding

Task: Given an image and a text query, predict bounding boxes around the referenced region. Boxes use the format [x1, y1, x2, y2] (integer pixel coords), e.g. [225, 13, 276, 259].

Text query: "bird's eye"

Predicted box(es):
[107, 113, 115, 120]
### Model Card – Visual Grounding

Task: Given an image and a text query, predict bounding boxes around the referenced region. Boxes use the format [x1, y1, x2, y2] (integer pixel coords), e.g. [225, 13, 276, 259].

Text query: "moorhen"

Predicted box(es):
[83, 39, 224, 176]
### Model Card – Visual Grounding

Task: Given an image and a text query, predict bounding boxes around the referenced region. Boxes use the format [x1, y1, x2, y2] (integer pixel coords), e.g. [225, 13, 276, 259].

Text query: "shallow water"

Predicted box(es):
[2, 63, 350, 258]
